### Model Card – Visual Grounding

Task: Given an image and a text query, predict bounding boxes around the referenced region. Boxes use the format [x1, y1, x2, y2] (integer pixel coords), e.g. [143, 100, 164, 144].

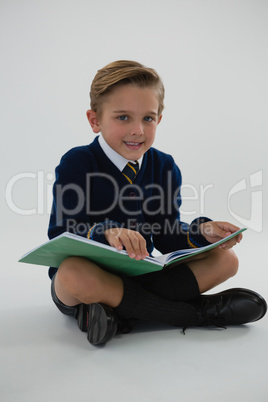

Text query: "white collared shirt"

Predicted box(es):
[98, 135, 143, 171]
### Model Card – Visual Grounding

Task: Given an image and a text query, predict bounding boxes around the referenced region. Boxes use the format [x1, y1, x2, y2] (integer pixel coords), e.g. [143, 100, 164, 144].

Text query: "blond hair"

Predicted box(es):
[90, 60, 165, 116]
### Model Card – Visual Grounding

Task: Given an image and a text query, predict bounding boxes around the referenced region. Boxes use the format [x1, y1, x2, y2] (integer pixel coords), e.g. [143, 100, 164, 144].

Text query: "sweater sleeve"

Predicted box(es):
[48, 148, 94, 240]
[48, 147, 123, 245]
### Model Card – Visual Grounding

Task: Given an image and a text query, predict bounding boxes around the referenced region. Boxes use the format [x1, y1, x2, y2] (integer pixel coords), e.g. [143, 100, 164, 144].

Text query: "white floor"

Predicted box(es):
[1, 230, 268, 402]
[1, 1, 268, 400]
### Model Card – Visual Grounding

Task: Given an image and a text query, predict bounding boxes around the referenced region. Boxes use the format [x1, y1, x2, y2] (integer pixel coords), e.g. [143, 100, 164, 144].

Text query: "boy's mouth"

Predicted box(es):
[124, 141, 143, 150]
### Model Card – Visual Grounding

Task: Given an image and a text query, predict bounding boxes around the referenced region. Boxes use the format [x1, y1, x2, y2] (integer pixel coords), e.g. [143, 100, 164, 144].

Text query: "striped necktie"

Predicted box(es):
[122, 161, 139, 184]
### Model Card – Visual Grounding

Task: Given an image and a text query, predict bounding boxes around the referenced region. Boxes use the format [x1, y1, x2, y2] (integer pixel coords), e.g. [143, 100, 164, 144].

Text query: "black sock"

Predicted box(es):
[114, 276, 199, 328]
[132, 263, 200, 302]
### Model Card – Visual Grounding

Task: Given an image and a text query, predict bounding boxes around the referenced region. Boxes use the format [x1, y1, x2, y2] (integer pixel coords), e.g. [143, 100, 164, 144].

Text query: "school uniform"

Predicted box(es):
[48, 135, 211, 279]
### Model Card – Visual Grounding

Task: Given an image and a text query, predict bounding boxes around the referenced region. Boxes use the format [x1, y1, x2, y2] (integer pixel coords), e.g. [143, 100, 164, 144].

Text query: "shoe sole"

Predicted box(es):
[87, 303, 118, 345]
[76, 303, 88, 332]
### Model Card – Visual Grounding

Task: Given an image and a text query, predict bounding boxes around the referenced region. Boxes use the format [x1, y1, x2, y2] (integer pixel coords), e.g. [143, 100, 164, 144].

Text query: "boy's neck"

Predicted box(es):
[98, 135, 143, 171]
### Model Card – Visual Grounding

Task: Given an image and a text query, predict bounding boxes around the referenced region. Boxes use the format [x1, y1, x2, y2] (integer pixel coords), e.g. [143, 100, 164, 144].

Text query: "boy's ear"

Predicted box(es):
[157, 114, 162, 125]
[86, 110, 101, 133]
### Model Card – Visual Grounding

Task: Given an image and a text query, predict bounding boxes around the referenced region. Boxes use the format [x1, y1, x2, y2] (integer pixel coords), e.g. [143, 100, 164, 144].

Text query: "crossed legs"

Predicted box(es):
[53, 248, 267, 345]
[54, 247, 239, 308]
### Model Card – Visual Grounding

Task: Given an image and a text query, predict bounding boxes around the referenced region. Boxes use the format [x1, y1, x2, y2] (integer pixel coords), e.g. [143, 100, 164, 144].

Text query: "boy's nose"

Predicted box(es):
[130, 121, 144, 135]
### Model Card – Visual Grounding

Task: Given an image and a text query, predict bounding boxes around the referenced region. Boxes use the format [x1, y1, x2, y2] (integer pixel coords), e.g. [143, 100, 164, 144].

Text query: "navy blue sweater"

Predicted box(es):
[48, 136, 210, 277]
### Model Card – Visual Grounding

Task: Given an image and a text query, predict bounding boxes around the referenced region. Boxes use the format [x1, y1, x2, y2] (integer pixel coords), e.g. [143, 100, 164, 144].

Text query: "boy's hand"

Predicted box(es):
[105, 228, 149, 260]
[199, 221, 243, 250]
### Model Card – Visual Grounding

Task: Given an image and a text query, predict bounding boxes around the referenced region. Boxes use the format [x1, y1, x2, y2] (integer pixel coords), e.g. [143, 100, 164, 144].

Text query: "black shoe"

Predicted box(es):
[76, 303, 119, 344]
[191, 288, 267, 328]
[87, 303, 119, 345]
[76, 303, 132, 344]
[76, 303, 89, 333]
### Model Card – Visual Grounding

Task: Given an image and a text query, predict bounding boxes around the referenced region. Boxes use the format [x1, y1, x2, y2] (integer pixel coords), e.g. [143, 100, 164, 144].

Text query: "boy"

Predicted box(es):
[48, 60, 266, 345]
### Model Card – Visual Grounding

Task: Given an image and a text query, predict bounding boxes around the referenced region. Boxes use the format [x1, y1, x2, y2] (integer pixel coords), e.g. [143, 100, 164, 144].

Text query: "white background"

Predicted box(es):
[1, 1, 268, 401]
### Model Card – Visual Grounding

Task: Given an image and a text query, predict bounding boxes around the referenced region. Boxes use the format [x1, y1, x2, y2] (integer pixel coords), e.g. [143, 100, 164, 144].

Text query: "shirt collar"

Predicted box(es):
[98, 135, 143, 171]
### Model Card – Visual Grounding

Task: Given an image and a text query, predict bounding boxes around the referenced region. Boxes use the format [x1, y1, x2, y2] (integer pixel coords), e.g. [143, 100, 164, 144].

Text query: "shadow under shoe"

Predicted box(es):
[190, 288, 267, 328]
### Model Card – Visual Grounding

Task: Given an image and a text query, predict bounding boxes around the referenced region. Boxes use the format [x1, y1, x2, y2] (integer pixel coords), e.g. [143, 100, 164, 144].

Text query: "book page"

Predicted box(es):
[157, 228, 246, 265]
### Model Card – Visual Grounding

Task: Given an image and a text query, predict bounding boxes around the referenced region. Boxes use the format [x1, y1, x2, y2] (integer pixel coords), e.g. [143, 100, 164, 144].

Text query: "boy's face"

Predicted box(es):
[87, 85, 162, 161]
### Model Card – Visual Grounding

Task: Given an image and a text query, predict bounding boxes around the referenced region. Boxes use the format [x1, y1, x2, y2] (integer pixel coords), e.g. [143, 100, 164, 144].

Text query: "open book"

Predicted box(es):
[19, 228, 246, 277]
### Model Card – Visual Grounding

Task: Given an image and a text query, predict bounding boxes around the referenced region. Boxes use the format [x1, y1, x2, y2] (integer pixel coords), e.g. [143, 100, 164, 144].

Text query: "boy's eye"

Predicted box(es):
[144, 116, 153, 122]
[118, 115, 128, 121]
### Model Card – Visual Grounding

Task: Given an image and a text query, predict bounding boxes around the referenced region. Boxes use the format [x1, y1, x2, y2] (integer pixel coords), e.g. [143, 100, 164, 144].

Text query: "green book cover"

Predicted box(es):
[19, 233, 163, 276]
[19, 229, 246, 277]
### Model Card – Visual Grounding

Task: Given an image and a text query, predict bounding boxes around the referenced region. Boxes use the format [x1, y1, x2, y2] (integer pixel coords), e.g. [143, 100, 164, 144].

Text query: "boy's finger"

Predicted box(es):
[125, 233, 148, 260]
[139, 239, 149, 259]
[220, 238, 237, 249]
[108, 235, 124, 251]
[236, 233, 243, 243]
[202, 222, 227, 239]
[119, 233, 136, 258]
[128, 234, 145, 260]
[133, 233, 148, 259]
